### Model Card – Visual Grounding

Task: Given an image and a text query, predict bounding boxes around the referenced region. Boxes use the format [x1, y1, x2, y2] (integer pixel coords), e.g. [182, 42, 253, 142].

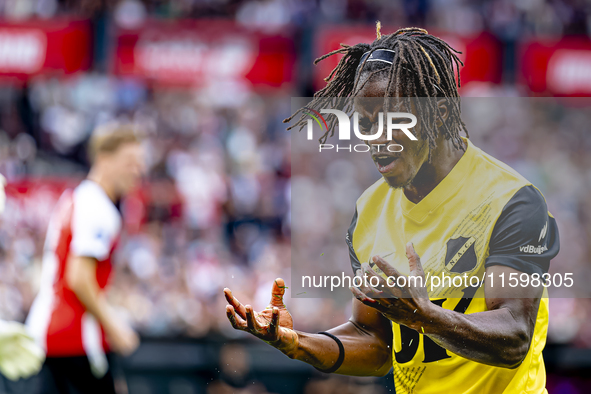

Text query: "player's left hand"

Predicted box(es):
[349, 242, 434, 331]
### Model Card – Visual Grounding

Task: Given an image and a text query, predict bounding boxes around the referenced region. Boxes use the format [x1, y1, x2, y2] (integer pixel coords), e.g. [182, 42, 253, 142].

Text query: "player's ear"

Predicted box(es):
[436, 99, 449, 128]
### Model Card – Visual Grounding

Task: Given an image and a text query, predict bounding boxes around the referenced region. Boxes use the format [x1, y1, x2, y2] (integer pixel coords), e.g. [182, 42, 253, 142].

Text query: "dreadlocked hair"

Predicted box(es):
[284, 26, 469, 156]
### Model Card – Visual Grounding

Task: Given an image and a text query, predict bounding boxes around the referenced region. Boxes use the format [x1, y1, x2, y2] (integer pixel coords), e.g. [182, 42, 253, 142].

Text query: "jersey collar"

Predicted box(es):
[399, 137, 475, 223]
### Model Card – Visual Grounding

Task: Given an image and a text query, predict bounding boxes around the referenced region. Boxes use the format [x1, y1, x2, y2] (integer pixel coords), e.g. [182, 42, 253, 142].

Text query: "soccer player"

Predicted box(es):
[223, 27, 560, 393]
[26, 124, 144, 393]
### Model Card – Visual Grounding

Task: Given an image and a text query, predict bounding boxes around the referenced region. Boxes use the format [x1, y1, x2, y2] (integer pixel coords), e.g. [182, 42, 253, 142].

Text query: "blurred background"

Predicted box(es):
[0, 0, 590, 393]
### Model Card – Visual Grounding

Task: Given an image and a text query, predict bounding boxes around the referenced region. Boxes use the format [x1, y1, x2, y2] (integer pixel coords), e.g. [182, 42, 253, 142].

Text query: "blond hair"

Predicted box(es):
[88, 122, 142, 163]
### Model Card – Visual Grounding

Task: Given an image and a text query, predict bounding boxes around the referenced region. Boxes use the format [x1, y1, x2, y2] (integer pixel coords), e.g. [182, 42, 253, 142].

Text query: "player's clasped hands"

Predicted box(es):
[224, 278, 299, 355]
[350, 242, 434, 329]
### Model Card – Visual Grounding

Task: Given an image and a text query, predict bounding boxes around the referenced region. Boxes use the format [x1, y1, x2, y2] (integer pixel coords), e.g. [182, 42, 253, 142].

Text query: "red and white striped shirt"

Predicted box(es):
[27, 180, 121, 369]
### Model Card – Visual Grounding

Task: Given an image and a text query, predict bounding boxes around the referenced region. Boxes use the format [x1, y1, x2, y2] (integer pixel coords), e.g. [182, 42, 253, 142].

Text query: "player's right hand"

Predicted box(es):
[224, 278, 298, 355]
[106, 321, 139, 357]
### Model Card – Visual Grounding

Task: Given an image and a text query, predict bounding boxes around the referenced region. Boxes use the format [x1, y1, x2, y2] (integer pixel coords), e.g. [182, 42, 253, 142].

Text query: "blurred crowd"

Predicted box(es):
[0, 0, 588, 37]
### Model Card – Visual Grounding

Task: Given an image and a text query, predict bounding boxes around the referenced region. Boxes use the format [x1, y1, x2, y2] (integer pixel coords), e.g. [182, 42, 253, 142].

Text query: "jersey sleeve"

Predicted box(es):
[485, 185, 560, 275]
[70, 198, 120, 261]
[346, 207, 362, 275]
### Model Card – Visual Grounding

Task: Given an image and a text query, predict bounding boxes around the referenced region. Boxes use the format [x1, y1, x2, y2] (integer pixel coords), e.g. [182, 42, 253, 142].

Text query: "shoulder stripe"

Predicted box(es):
[346, 207, 362, 274]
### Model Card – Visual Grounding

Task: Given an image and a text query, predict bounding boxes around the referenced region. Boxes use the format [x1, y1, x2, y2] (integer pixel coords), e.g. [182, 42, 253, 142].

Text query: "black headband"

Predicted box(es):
[357, 49, 396, 70]
[356, 49, 445, 95]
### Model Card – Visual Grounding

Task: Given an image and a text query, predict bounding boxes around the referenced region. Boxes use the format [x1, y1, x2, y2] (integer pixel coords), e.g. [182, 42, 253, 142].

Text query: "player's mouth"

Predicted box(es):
[373, 154, 400, 173]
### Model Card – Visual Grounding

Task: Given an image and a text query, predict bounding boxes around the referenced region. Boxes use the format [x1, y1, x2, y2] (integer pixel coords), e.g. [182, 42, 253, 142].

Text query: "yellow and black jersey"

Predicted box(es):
[346, 138, 559, 394]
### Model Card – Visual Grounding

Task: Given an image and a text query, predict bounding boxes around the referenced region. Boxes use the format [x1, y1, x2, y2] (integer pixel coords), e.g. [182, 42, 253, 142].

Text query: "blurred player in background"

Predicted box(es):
[26, 124, 145, 394]
[0, 174, 45, 382]
[224, 26, 559, 393]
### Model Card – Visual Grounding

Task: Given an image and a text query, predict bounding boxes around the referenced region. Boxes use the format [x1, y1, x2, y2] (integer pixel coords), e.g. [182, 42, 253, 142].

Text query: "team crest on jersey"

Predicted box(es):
[445, 236, 478, 273]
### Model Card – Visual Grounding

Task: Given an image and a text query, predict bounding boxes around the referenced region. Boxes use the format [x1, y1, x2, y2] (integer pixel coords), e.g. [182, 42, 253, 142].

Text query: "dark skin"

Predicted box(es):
[224, 76, 543, 374]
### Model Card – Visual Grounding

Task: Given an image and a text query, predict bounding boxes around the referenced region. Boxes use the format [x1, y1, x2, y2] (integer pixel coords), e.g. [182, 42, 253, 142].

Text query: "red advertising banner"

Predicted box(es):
[113, 20, 296, 89]
[0, 19, 92, 81]
[519, 37, 591, 96]
[313, 26, 502, 91]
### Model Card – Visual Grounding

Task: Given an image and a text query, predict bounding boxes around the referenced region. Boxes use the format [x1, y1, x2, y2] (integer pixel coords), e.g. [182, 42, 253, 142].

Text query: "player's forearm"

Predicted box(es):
[282, 321, 392, 376]
[419, 305, 531, 368]
[67, 267, 114, 329]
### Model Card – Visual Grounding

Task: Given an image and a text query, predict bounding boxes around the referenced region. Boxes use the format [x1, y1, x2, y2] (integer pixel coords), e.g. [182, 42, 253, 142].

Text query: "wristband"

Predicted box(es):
[314, 332, 345, 373]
